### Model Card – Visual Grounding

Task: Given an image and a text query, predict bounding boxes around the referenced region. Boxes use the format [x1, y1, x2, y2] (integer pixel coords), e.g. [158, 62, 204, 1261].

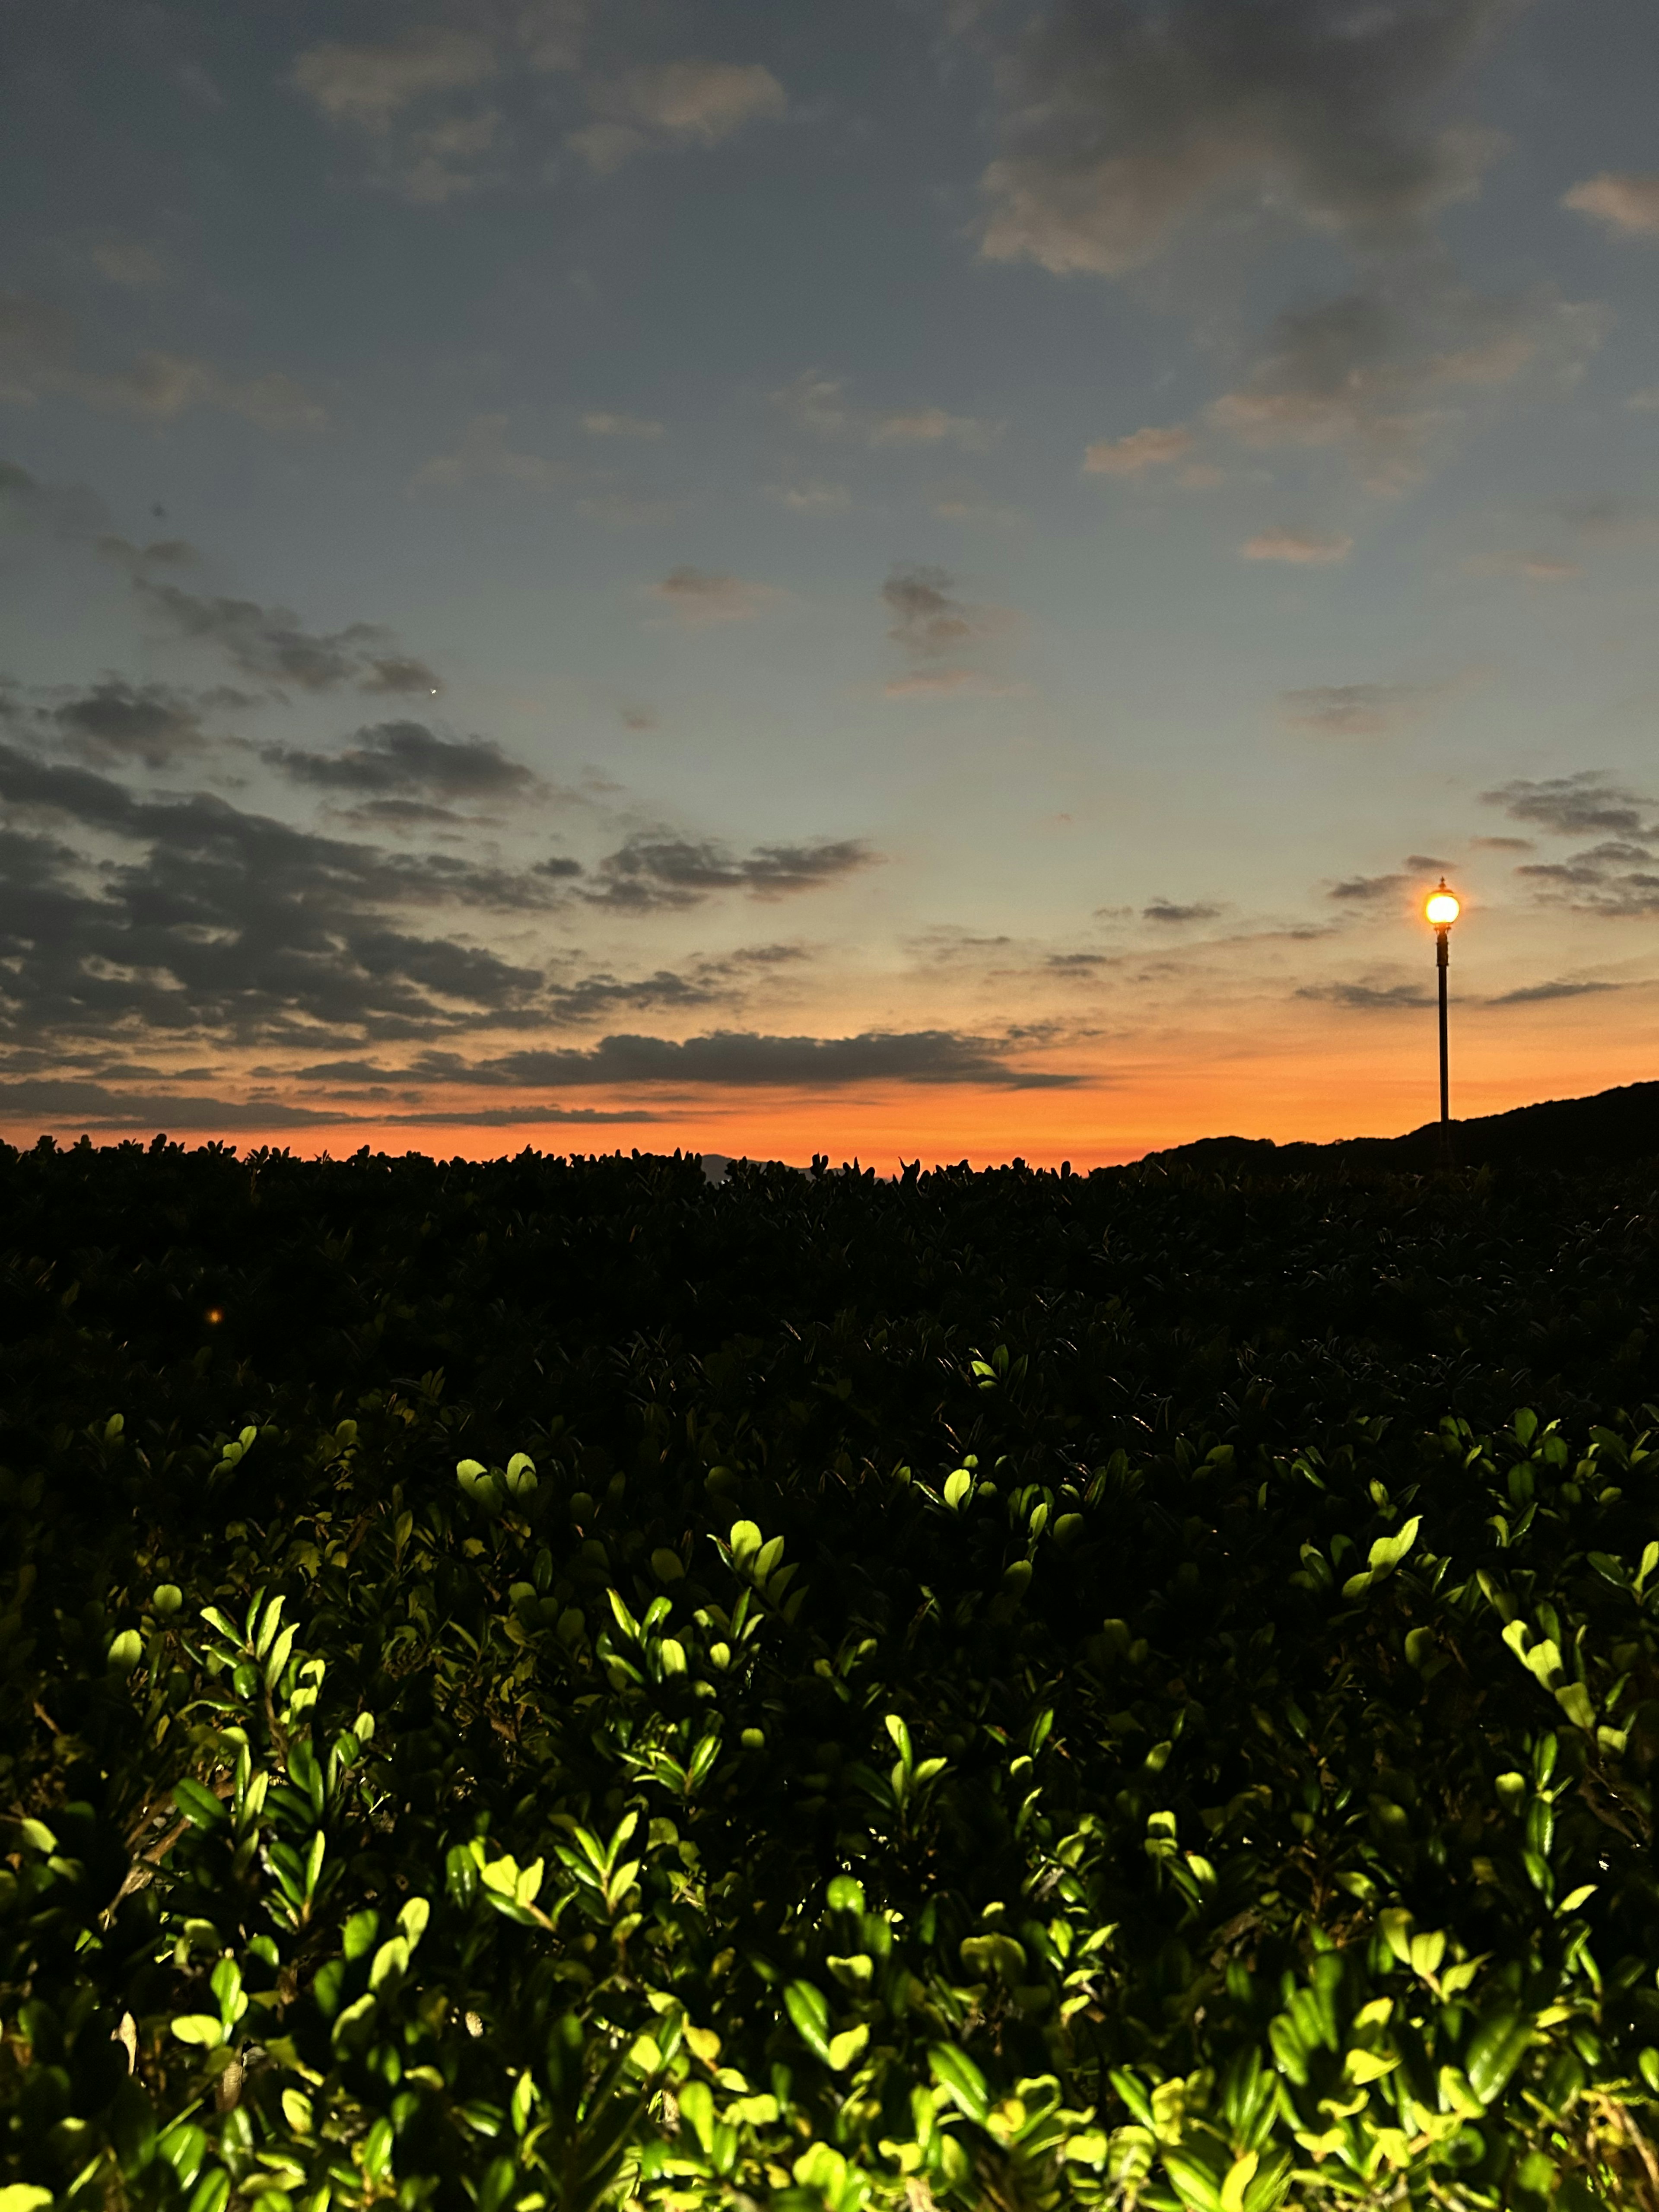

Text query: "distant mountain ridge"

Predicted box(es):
[1142, 1079, 1659, 1175]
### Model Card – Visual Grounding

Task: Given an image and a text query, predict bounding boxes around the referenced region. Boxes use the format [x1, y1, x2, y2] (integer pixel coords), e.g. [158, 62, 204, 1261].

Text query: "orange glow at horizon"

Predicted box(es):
[10, 999, 1651, 1172]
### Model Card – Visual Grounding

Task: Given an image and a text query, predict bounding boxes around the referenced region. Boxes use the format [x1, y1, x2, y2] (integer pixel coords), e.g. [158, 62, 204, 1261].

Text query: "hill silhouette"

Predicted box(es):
[1143, 1078, 1659, 1175]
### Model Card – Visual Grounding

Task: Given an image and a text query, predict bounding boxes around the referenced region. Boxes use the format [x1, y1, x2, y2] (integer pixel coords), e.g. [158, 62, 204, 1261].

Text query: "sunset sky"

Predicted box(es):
[2, 0, 1656, 1166]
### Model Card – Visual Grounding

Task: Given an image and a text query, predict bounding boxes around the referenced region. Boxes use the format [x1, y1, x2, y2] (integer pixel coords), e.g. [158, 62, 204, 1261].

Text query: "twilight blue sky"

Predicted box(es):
[1, 0, 1656, 1160]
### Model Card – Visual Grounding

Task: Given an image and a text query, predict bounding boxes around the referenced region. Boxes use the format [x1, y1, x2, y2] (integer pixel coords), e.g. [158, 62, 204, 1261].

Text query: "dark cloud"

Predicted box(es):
[261, 720, 537, 803]
[1484, 775, 1659, 915]
[1514, 855, 1659, 917]
[1297, 980, 1434, 1010]
[0, 1080, 349, 1130]
[976, 0, 1516, 279]
[136, 578, 442, 696]
[0, 1079, 656, 1134]
[1211, 283, 1598, 493]
[1482, 772, 1658, 843]
[1143, 899, 1220, 925]
[882, 564, 980, 658]
[29, 678, 219, 768]
[1328, 873, 1406, 903]
[588, 835, 877, 911]
[652, 567, 777, 622]
[413, 1027, 1079, 1090]
[0, 741, 563, 1052]
[1486, 979, 1619, 1006]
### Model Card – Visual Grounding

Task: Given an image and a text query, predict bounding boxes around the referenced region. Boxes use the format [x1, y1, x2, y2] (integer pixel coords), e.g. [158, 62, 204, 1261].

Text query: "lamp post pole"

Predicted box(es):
[1425, 878, 1460, 1169]
[1437, 922, 1450, 1163]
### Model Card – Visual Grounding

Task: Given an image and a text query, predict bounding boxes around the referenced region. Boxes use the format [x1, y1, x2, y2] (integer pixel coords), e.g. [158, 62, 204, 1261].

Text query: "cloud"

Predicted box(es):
[1279, 680, 1443, 735]
[1562, 173, 1659, 240]
[652, 566, 778, 622]
[883, 668, 1014, 699]
[1328, 873, 1406, 903]
[1142, 899, 1220, 925]
[260, 721, 539, 805]
[0, 292, 326, 432]
[1240, 527, 1352, 565]
[290, 29, 508, 200]
[1486, 978, 1619, 1006]
[1207, 285, 1601, 493]
[135, 579, 442, 696]
[413, 414, 565, 490]
[24, 678, 224, 768]
[414, 1027, 1078, 1090]
[1297, 979, 1434, 1010]
[89, 240, 167, 289]
[881, 563, 1013, 662]
[588, 835, 877, 910]
[1629, 387, 1659, 413]
[974, 0, 1513, 280]
[1484, 775, 1659, 918]
[765, 479, 852, 515]
[1481, 772, 1658, 843]
[574, 493, 680, 528]
[869, 406, 1004, 450]
[572, 61, 786, 172]
[582, 411, 664, 439]
[1462, 550, 1578, 581]
[0, 742, 572, 1055]
[0, 1079, 653, 1133]
[292, 29, 496, 130]
[772, 373, 1002, 452]
[1082, 425, 1194, 476]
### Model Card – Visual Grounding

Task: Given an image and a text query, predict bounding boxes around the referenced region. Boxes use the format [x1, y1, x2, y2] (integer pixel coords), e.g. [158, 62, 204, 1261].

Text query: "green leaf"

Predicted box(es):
[728, 1519, 763, 1567]
[944, 1468, 973, 1511]
[827, 2024, 869, 2071]
[0, 2191, 57, 2211]
[170, 2015, 226, 2048]
[929, 2041, 990, 2122]
[1555, 1680, 1596, 1733]
[1367, 1515, 1421, 1573]
[783, 1980, 833, 2063]
[172, 1779, 227, 1828]
[1466, 2012, 1533, 2103]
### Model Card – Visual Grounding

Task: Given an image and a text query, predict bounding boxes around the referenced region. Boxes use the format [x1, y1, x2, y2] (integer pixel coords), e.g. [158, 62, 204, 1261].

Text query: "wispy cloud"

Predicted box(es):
[582, 410, 664, 439]
[773, 373, 1004, 453]
[652, 566, 779, 623]
[0, 292, 325, 432]
[1279, 679, 1453, 735]
[587, 836, 877, 910]
[413, 414, 566, 491]
[1562, 173, 1659, 239]
[570, 61, 786, 173]
[1240, 527, 1353, 565]
[1082, 425, 1193, 476]
[135, 579, 442, 696]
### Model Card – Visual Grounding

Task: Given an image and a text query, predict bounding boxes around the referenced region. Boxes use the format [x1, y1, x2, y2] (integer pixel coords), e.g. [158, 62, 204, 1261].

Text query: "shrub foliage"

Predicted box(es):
[2, 1138, 1659, 2211]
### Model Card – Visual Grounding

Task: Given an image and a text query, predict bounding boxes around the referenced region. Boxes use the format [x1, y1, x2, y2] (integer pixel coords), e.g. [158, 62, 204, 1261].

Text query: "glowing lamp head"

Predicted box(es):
[1425, 883, 1460, 929]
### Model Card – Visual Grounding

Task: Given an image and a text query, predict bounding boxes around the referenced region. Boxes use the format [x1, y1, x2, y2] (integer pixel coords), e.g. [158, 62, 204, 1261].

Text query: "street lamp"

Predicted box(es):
[1425, 879, 1460, 1163]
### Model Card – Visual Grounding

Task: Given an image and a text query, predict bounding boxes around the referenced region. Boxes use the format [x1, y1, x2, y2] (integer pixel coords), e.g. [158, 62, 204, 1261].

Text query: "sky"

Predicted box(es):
[1, 0, 1656, 1167]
